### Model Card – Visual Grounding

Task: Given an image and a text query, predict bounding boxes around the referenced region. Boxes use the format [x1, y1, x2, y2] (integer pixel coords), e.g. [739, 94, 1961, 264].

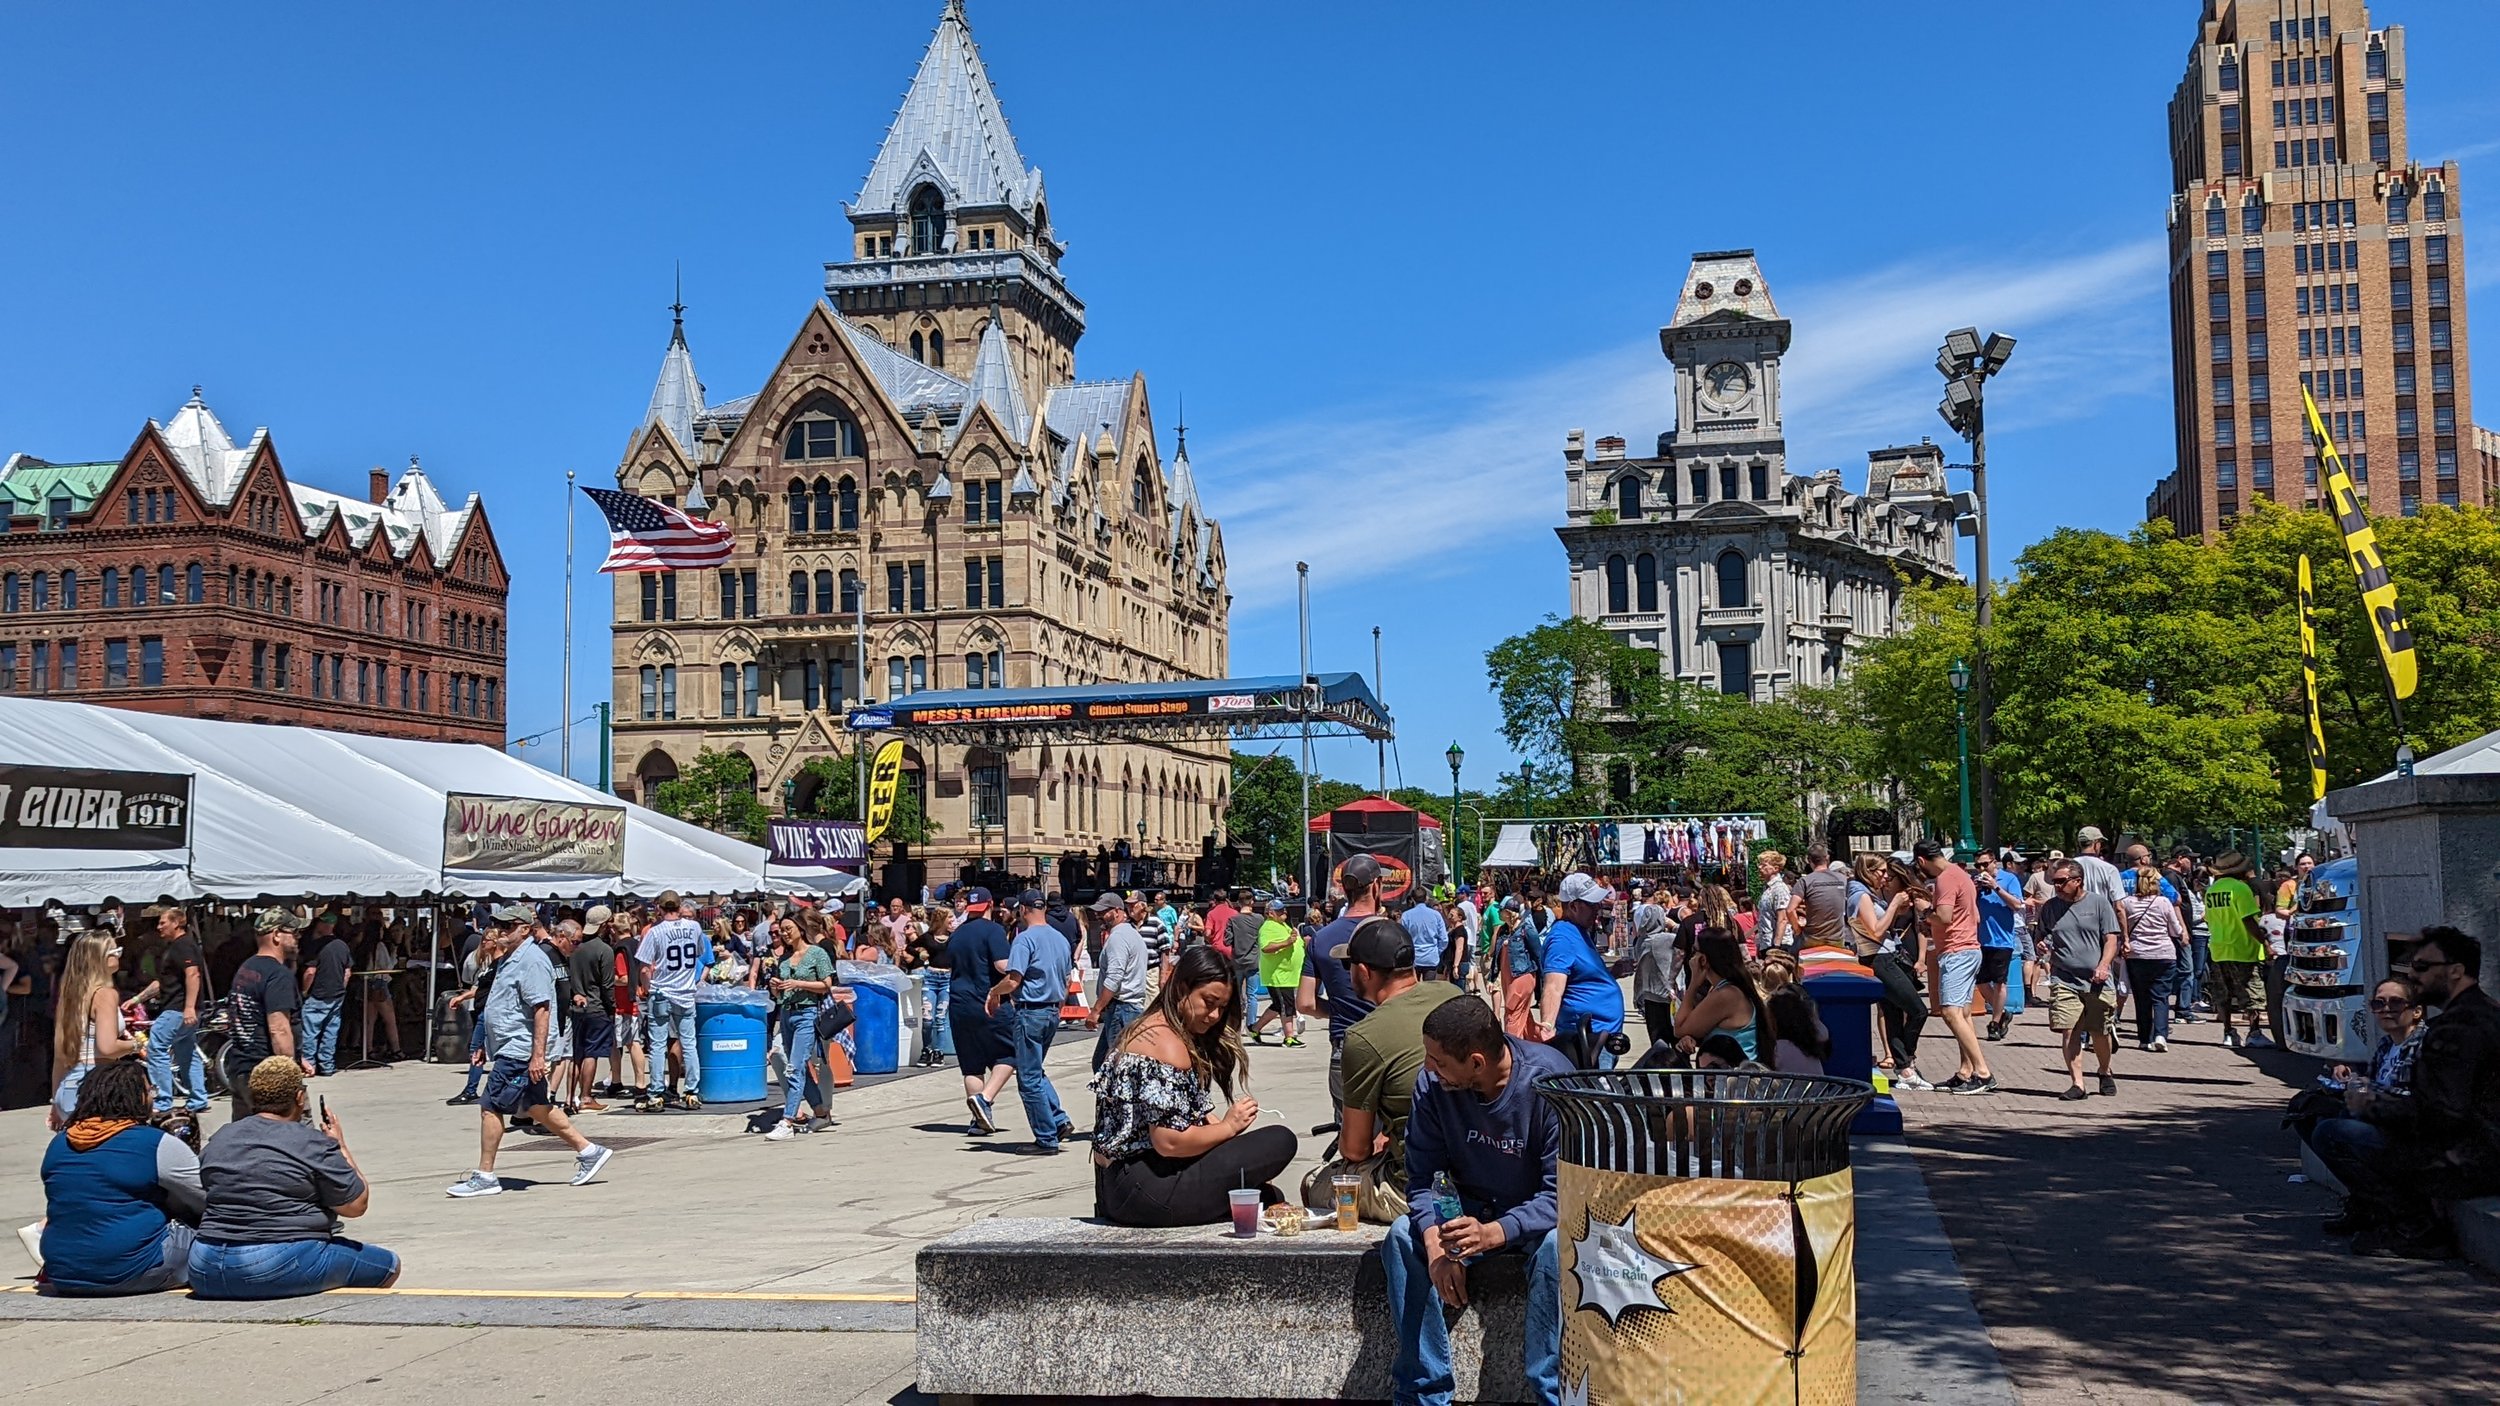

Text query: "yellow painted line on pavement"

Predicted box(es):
[629, 1290, 915, 1303]
[328, 1288, 634, 1299]
[322, 1286, 913, 1303]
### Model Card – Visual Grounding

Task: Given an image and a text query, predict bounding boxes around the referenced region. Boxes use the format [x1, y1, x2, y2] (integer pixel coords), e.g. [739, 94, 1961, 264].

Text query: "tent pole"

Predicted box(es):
[423, 903, 442, 1063]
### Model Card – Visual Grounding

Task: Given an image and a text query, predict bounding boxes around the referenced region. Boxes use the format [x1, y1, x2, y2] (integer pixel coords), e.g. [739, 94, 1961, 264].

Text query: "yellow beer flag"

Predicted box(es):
[864, 738, 905, 843]
[2302, 386, 2417, 701]
[2299, 555, 2328, 802]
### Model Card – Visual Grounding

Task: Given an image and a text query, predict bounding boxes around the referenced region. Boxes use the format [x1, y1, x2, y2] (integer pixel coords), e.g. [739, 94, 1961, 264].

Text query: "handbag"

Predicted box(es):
[1298, 1152, 1411, 1224]
[812, 997, 856, 1044]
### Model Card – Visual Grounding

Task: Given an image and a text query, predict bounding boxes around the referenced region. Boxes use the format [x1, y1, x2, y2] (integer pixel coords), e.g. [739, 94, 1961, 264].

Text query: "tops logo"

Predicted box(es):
[1207, 694, 1256, 713]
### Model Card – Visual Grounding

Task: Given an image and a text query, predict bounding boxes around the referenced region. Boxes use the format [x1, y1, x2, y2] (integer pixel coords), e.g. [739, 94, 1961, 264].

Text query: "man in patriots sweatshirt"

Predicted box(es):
[1385, 995, 1565, 1406]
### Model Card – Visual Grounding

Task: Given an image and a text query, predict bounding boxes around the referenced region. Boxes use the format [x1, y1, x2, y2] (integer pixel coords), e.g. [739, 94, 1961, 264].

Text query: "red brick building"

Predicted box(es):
[0, 390, 509, 741]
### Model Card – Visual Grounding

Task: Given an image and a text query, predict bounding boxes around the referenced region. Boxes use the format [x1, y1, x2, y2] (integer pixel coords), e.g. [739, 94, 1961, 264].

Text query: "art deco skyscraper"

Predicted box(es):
[2149, 0, 2487, 538]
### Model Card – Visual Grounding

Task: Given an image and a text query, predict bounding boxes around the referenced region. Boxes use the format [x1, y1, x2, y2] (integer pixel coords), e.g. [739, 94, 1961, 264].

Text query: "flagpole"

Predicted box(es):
[562, 470, 575, 782]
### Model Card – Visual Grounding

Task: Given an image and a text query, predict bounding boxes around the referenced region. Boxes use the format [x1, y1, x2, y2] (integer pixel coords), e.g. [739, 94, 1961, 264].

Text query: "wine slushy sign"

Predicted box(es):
[443, 793, 627, 876]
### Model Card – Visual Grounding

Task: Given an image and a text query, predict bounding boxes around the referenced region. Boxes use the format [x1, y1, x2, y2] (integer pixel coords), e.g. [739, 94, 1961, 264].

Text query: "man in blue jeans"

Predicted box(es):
[298, 916, 353, 1077]
[634, 892, 712, 1111]
[144, 904, 212, 1114]
[986, 891, 1074, 1155]
[1085, 891, 1148, 1072]
[1387, 994, 1564, 1406]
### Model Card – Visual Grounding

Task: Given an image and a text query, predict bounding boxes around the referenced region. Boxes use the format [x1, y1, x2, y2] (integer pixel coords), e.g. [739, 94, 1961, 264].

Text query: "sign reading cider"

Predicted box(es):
[443, 793, 627, 876]
[0, 765, 193, 851]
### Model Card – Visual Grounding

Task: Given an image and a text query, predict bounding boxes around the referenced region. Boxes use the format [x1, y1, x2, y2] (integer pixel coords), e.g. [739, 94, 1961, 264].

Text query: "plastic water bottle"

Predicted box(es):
[1432, 1171, 1464, 1226]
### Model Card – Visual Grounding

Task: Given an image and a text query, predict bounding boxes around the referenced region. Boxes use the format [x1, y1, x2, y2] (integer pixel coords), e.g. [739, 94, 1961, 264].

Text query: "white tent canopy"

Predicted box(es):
[2309, 725, 2500, 850]
[0, 696, 857, 906]
[1483, 824, 1540, 869]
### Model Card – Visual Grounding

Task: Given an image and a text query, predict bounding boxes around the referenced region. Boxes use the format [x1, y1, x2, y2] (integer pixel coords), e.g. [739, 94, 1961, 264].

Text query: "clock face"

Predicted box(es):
[1700, 361, 1753, 412]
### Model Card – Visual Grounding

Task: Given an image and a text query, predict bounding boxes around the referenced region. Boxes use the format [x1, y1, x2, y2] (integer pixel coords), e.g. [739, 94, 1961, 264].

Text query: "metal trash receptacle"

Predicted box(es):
[1535, 1069, 1873, 1405]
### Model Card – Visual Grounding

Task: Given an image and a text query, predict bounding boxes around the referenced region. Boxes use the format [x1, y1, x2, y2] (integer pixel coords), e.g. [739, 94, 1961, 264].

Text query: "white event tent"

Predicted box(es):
[0, 696, 859, 906]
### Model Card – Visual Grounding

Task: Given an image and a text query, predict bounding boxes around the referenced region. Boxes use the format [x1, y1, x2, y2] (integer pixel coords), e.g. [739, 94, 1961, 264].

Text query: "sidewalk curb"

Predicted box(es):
[1854, 1135, 2018, 1405]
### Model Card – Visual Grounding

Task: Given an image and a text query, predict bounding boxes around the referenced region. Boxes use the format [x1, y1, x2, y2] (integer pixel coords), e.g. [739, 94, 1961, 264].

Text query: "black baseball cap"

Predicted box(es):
[1330, 916, 1414, 971]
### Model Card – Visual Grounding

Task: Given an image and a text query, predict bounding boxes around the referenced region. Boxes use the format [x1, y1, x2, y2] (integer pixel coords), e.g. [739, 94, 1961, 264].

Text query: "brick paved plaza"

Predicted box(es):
[1899, 1005, 2500, 1405]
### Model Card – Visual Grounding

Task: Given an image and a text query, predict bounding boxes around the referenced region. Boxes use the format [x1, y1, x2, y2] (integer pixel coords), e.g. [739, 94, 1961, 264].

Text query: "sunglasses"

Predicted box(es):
[2407, 956, 2458, 973]
[2367, 997, 2414, 1010]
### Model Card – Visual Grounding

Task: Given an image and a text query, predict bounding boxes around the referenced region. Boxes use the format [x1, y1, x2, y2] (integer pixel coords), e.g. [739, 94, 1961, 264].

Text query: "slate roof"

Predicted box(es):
[850, 1, 1040, 220]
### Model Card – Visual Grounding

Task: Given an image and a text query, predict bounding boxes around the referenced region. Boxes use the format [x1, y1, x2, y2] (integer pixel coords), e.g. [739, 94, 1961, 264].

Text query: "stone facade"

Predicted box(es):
[2149, 0, 2486, 537]
[1557, 251, 1960, 702]
[610, 1, 1230, 887]
[0, 391, 508, 741]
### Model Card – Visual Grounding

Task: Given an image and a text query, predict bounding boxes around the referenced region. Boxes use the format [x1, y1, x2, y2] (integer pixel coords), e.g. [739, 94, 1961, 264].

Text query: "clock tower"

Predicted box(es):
[1660, 250, 1789, 485]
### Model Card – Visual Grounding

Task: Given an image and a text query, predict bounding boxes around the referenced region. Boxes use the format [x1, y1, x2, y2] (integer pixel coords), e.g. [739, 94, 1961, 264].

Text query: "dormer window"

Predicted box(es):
[910, 186, 947, 256]
[784, 412, 862, 461]
[1615, 475, 1642, 520]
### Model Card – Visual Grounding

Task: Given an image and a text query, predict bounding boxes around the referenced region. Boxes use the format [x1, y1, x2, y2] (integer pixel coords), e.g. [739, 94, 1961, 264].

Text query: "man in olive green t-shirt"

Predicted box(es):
[2204, 852, 2272, 1049]
[1335, 918, 1462, 1196]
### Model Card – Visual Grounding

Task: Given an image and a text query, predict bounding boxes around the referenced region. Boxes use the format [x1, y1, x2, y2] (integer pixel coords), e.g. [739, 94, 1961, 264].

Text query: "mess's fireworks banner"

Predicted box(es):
[0, 765, 192, 851]
[1557, 1164, 1855, 1405]
[443, 793, 627, 876]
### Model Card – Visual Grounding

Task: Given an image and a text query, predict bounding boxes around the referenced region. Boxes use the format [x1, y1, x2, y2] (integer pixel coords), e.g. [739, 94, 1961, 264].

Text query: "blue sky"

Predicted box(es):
[5, 2, 2497, 792]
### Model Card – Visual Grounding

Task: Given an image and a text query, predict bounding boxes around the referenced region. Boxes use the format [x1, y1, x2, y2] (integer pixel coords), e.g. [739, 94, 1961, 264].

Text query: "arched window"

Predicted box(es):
[32, 573, 51, 611]
[61, 569, 78, 610]
[102, 568, 121, 608]
[1616, 475, 1642, 519]
[838, 476, 859, 530]
[929, 330, 945, 368]
[813, 570, 834, 614]
[1604, 555, 1629, 613]
[811, 476, 835, 532]
[1634, 553, 1658, 612]
[1132, 462, 1153, 516]
[1716, 549, 1749, 606]
[186, 563, 203, 603]
[909, 330, 925, 363]
[909, 185, 946, 255]
[789, 570, 809, 615]
[160, 565, 177, 605]
[784, 411, 861, 462]
[788, 478, 808, 532]
[1, 573, 16, 612]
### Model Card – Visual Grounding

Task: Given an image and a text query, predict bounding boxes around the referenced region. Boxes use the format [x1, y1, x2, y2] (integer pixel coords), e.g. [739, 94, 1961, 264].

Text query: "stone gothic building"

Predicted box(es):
[1557, 251, 1961, 702]
[609, 1, 1231, 887]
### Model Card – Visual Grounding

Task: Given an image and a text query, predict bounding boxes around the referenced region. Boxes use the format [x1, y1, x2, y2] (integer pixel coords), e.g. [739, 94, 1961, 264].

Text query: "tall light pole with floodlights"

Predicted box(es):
[1937, 326, 2015, 851]
[1445, 742, 1465, 884]
[1949, 658, 1975, 858]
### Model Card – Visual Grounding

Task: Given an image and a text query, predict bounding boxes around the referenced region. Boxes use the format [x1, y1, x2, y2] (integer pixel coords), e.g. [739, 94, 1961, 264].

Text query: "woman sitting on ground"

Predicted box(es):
[1089, 945, 1296, 1228]
[188, 1056, 399, 1299]
[1672, 932, 1767, 1065]
[1753, 949, 1834, 1074]
[38, 1060, 202, 1295]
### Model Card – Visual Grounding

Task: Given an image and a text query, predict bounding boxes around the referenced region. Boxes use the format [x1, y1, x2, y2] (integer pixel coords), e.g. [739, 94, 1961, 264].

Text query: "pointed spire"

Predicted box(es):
[966, 316, 1031, 442]
[850, 1, 1039, 219]
[1174, 391, 1187, 458]
[682, 469, 709, 515]
[644, 276, 705, 453]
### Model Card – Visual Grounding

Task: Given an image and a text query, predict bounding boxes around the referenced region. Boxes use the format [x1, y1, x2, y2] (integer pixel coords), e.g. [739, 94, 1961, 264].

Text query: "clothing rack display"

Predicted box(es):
[1483, 814, 1768, 875]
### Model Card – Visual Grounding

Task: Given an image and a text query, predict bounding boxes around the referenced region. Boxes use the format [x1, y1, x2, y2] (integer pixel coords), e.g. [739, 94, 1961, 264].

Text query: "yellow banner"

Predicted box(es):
[1555, 1162, 1855, 1404]
[2299, 554, 2328, 802]
[863, 739, 904, 844]
[2303, 387, 2417, 701]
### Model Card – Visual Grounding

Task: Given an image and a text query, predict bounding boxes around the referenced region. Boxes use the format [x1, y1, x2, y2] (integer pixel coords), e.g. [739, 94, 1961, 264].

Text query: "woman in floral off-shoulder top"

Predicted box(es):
[1088, 946, 1297, 1227]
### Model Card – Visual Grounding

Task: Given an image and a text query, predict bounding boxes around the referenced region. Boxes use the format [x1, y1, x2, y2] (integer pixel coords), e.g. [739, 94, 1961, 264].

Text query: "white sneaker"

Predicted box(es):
[763, 1120, 798, 1142]
[16, 1220, 42, 1270]
[571, 1144, 614, 1186]
[2151, 1037, 2170, 1053]
[446, 1170, 503, 1198]
[1894, 1070, 1937, 1092]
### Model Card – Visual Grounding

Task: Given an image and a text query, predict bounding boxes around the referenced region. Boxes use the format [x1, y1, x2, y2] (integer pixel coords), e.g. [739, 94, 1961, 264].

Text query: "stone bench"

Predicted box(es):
[2298, 1142, 2500, 1272]
[916, 1216, 1533, 1403]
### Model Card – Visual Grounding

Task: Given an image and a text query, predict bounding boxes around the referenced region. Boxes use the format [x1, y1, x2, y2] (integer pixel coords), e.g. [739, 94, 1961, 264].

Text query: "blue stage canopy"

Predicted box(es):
[845, 672, 1392, 745]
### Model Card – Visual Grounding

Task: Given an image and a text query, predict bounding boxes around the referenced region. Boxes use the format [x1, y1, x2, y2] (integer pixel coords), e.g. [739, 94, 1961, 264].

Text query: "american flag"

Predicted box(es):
[581, 486, 735, 573]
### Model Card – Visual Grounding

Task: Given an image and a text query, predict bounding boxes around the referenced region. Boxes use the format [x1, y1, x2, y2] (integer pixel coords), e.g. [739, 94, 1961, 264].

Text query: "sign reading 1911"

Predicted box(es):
[0, 765, 194, 851]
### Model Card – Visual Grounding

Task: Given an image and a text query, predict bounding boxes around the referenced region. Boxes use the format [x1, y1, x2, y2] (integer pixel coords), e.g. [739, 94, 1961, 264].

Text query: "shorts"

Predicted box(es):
[547, 1024, 573, 1061]
[2048, 977, 2116, 1037]
[1935, 948, 1983, 1009]
[2211, 960, 2265, 1018]
[481, 1055, 551, 1117]
[574, 1012, 616, 1060]
[1265, 986, 1297, 1019]
[1978, 948, 2014, 985]
[614, 1012, 644, 1051]
[950, 1004, 1015, 1075]
[189, 1235, 398, 1299]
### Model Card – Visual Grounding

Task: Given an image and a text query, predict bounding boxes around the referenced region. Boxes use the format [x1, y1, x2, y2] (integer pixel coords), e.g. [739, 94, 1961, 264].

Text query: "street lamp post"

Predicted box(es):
[1949, 658, 1975, 857]
[1937, 326, 2015, 852]
[1445, 742, 1465, 884]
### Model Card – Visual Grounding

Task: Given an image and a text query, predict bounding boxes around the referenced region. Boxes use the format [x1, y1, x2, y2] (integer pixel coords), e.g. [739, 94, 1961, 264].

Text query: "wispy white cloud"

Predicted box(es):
[1203, 239, 2168, 610]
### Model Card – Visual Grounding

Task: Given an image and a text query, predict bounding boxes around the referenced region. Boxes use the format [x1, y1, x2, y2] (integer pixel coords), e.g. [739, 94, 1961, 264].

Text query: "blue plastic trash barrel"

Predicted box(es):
[694, 988, 769, 1103]
[849, 978, 900, 1075]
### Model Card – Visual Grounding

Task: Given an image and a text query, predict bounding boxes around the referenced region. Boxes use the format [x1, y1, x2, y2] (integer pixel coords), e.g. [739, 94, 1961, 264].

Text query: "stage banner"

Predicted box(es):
[2304, 386, 2418, 702]
[2299, 554, 2329, 802]
[1556, 1163, 1855, 1405]
[442, 793, 626, 876]
[864, 739, 905, 844]
[1326, 806, 1419, 903]
[769, 818, 865, 870]
[0, 765, 192, 851]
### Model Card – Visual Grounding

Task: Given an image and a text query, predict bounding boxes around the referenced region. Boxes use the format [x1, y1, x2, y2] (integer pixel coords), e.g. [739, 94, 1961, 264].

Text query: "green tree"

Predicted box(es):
[652, 749, 770, 842]
[789, 752, 936, 845]
[1225, 749, 1305, 882]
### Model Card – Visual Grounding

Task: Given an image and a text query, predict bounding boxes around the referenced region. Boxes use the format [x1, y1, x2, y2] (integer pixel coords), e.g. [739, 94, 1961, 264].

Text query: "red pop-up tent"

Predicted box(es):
[1309, 797, 1443, 900]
